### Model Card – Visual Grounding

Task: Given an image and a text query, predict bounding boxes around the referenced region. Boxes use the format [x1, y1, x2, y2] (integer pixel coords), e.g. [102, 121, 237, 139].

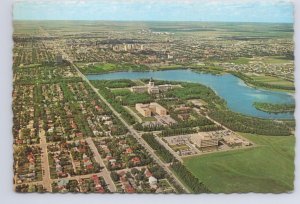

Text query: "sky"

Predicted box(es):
[13, 0, 294, 23]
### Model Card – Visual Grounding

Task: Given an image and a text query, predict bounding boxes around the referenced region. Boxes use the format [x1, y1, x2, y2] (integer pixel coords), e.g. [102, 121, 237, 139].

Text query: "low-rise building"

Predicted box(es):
[223, 135, 243, 147]
[150, 102, 167, 116]
[135, 102, 168, 117]
[135, 103, 152, 117]
[191, 133, 219, 151]
[198, 134, 219, 151]
[148, 86, 160, 94]
[131, 86, 148, 93]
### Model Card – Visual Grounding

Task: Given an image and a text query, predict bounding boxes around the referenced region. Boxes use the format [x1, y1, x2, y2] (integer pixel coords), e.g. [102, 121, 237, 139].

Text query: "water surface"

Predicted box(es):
[87, 70, 295, 119]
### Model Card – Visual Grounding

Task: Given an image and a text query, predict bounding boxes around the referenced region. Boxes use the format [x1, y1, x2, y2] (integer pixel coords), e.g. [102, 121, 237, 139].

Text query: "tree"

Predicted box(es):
[110, 171, 119, 182]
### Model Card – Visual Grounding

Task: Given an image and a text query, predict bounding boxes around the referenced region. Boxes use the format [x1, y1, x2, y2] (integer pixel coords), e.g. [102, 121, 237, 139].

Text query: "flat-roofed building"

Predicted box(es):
[131, 86, 148, 93]
[148, 86, 160, 94]
[199, 134, 218, 151]
[158, 84, 174, 92]
[150, 102, 167, 116]
[223, 136, 243, 147]
[135, 103, 152, 117]
[191, 132, 219, 151]
[135, 102, 168, 117]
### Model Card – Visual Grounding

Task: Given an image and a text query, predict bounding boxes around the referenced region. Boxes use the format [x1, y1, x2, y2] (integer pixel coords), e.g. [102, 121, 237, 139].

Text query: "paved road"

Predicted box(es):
[72, 63, 190, 193]
[37, 31, 189, 193]
[86, 137, 117, 192]
[39, 128, 52, 191]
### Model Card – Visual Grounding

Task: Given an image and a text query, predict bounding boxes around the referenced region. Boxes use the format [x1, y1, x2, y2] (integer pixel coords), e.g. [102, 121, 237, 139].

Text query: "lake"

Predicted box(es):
[87, 69, 295, 119]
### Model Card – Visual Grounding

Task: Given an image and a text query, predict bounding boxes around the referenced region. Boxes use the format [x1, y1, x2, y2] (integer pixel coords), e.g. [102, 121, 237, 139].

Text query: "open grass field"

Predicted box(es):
[230, 57, 251, 65]
[261, 56, 293, 64]
[111, 88, 132, 95]
[78, 63, 117, 73]
[231, 56, 292, 65]
[250, 75, 294, 87]
[183, 133, 295, 193]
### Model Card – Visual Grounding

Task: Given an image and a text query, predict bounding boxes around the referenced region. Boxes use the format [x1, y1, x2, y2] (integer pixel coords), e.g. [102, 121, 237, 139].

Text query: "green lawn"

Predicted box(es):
[230, 56, 292, 65]
[183, 133, 295, 193]
[251, 75, 294, 87]
[111, 89, 131, 96]
[262, 56, 293, 64]
[230, 57, 251, 65]
[91, 63, 117, 72]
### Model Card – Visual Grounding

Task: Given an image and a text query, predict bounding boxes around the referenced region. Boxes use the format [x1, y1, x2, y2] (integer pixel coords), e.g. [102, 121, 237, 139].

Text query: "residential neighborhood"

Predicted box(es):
[12, 19, 295, 194]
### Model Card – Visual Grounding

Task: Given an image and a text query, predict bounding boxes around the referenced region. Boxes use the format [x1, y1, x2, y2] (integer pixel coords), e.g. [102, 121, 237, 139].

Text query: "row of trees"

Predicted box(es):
[91, 79, 136, 89]
[198, 124, 223, 132]
[134, 123, 165, 132]
[142, 134, 175, 163]
[160, 128, 197, 137]
[170, 161, 211, 193]
[110, 101, 136, 125]
[142, 134, 211, 193]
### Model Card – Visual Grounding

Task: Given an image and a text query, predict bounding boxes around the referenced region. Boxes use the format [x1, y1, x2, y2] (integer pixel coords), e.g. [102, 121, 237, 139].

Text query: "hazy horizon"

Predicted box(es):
[12, 20, 294, 24]
[13, 0, 294, 23]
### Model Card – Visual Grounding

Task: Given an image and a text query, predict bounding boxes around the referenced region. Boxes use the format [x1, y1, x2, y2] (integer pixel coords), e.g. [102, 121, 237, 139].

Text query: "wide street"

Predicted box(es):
[71, 62, 190, 193]
[86, 137, 116, 192]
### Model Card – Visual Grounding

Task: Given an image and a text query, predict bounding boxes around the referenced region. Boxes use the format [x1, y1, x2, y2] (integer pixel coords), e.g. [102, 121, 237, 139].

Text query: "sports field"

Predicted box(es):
[183, 133, 295, 193]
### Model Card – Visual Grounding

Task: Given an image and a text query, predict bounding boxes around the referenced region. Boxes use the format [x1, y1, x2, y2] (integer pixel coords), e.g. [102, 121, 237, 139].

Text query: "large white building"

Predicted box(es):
[130, 79, 178, 94]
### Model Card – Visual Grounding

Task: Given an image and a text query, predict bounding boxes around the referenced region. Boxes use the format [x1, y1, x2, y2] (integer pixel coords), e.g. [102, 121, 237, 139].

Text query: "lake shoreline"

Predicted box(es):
[87, 69, 295, 120]
[83, 66, 294, 93]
